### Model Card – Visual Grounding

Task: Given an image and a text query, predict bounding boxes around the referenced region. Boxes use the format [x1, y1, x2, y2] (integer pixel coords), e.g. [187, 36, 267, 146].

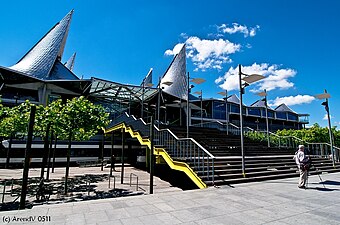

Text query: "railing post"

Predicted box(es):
[20, 105, 36, 210]
[212, 158, 215, 184]
[2, 181, 6, 203]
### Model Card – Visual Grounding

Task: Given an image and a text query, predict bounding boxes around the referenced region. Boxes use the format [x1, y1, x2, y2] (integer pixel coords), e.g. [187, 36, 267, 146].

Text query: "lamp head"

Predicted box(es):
[217, 91, 226, 96]
[191, 78, 206, 84]
[315, 93, 331, 100]
[257, 91, 267, 97]
[242, 74, 265, 84]
[162, 81, 173, 86]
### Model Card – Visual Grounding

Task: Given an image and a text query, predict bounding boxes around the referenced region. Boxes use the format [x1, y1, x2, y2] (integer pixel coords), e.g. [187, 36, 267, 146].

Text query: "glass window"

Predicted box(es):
[288, 112, 298, 121]
[230, 104, 240, 114]
[212, 101, 226, 119]
[248, 108, 261, 116]
[276, 111, 287, 119]
[262, 109, 274, 118]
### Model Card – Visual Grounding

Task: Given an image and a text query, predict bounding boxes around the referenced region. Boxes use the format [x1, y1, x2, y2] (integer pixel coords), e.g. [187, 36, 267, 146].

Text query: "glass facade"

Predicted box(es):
[230, 104, 240, 114]
[213, 101, 226, 119]
[248, 108, 261, 116]
[276, 111, 287, 120]
[287, 112, 298, 121]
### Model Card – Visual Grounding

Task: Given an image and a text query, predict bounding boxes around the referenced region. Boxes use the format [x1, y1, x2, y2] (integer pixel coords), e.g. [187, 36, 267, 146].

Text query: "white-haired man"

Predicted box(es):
[294, 145, 310, 188]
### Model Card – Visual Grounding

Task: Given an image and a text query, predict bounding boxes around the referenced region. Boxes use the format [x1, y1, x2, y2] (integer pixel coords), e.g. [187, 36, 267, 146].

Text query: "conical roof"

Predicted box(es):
[141, 68, 153, 87]
[161, 44, 187, 99]
[9, 10, 74, 80]
[64, 52, 76, 71]
[275, 103, 296, 113]
[250, 99, 272, 109]
[227, 94, 240, 104]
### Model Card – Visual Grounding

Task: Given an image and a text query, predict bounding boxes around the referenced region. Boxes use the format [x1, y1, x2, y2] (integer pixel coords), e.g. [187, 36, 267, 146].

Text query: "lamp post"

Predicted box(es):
[157, 77, 173, 128]
[257, 89, 270, 147]
[194, 90, 203, 127]
[187, 72, 205, 138]
[238, 64, 265, 177]
[141, 79, 153, 119]
[218, 90, 229, 134]
[315, 90, 335, 166]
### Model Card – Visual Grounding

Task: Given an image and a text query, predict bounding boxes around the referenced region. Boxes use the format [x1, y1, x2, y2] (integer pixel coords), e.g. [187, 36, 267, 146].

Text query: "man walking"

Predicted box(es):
[294, 145, 310, 189]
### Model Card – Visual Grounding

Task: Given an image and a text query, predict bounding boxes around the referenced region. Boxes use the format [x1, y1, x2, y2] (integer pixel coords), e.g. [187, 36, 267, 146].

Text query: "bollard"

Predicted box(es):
[2, 181, 6, 203]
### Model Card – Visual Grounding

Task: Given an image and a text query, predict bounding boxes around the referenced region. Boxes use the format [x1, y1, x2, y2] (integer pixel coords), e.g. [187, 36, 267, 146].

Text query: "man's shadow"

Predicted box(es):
[306, 180, 340, 191]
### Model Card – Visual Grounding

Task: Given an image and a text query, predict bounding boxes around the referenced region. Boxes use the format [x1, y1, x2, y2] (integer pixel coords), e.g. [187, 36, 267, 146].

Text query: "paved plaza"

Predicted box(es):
[1, 171, 340, 224]
[0, 164, 181, 205]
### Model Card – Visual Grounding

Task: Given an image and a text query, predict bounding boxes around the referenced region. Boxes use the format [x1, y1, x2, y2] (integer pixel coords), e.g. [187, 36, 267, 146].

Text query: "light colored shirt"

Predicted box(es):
[294, 150, 307, 166]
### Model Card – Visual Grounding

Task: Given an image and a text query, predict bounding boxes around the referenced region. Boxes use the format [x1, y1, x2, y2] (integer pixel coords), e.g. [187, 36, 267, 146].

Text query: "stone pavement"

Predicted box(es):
[1, 172, 340, 225]
[0, 163, 181, 197]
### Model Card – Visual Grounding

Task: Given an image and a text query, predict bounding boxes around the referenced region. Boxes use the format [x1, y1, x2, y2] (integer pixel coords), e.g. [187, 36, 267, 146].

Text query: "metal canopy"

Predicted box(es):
[89, 77, 158, 103]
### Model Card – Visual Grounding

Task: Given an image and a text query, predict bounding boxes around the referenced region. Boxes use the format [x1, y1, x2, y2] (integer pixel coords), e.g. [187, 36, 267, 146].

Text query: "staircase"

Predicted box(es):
[169, 126, 340, 186]
[107, 114, 340, 188]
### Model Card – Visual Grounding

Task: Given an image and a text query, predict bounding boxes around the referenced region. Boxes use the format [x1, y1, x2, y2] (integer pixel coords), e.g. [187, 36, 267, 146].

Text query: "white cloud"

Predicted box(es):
[165, 22, 260, 71]
[164, 43, 185, 56]
[218, 23, 260, 37]
[323, 113, 333, 120]
[185, 37, 240, 71]
[268, 95, 315, 107]
[215, 63, 297, 92]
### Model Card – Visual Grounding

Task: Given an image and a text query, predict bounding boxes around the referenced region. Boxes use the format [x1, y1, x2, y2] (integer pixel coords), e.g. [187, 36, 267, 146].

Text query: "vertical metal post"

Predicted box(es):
[101, 130, 105, 171]
[5, 133, 13, 169]
[264, 89, 270, 147]
[200, 90, 203, 127]
[141, 81, 145, 118]
[65, 128, 72, 195]
[52, 135, 57, 173]
[121, 129, 125, 184]
[157, 77, 161, 128]
[110, 132, 114, 177]
[20, 105, 36, 210]
[149, 116, 154, 194]
[225, 89, 229, 135]
[187, 72, 190, 138]
[46, 129, 54, 180]
[2, 181, 6, 203]
[179, 98, 182, 126]
[238, 64, 246, 177]
[41, 123, 50, 179]
[324, 90, 335, 166]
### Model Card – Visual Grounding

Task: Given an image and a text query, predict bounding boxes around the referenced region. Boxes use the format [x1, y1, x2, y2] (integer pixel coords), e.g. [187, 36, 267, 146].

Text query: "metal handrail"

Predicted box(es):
[129, 173, 139, 191]
[108, 175, 116, 189]
[116, 113, 216, 182]
[190, 118, 339, 161]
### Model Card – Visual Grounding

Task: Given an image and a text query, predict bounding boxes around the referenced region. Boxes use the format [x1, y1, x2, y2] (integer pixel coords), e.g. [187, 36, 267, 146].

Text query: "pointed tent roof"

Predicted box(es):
[9, 10, 74, 80]
[250, 99, 273, 109]
[275, 103, 296, 113]
[141, 68, 153, 87]
[227, 94, 241, 104]
[64, 52, 76, 71]
[161, 44, 187, 99]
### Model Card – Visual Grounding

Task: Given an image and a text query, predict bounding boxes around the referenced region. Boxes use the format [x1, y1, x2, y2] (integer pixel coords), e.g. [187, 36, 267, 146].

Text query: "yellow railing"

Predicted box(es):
[105, 123, 207, 189]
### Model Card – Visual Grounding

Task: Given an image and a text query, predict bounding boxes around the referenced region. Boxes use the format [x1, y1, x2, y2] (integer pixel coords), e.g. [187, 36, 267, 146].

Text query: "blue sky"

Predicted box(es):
[0, 0, 339, 127]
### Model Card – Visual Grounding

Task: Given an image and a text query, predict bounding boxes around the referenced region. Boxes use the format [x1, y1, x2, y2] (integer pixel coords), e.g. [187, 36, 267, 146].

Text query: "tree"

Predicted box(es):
[58, 96, 109, 194]
[0, 101, 44, 168]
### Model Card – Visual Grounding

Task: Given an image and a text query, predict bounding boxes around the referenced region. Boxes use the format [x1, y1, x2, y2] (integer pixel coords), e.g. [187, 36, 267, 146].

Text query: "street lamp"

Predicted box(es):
[238, 64, 265, 177]
[194, 90, 203, 127]
[187, 72, 205, 138]
[257, 89, 270, 147]
[218, 90, 229, 134]
[315, 90, 335, 166]
[141, 77, 153, 119]
[157, 77, 173, 128]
